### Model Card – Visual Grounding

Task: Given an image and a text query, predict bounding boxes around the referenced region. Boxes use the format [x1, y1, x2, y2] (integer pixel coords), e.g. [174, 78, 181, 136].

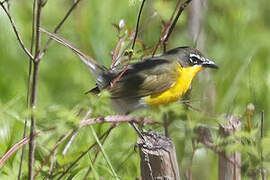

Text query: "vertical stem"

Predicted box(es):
[260, 111, 266, 180]
[28, 62, 39, 180]
[131, 0, 146, 50]
[28, 0, 42, 179]
[18, 0, 36, 178]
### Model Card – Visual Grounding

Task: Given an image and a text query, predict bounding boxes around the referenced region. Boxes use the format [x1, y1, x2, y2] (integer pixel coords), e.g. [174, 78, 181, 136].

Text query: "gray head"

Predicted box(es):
[165, 47, 218, 69]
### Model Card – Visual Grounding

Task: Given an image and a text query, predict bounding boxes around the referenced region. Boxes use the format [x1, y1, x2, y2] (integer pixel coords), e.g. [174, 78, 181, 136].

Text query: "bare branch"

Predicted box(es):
[152, 0, 182, 56]
[0, 132, 40, 168]
[39, 0, 82, 59]
[0, 2, 34, 60]
[80, 115, 157, 127]
[28, 0, 43, 179]
[163, 0, 192, 52]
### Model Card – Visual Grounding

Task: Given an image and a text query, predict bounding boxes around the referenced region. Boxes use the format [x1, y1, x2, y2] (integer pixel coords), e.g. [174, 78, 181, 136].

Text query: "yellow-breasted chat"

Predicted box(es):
[41, 29, 218, 115]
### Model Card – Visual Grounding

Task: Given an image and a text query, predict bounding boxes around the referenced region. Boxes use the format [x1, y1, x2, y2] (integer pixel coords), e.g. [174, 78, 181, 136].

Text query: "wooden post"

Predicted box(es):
[138, 131, 181, 180]
[218, 116, 241, 180]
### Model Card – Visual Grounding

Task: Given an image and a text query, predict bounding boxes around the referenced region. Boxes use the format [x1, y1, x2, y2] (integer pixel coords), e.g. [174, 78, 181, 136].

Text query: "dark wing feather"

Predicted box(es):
[108, 59, 179, 99]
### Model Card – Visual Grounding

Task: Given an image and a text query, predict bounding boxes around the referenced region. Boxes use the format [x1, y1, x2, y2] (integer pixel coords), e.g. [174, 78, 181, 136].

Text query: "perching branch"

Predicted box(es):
[0, 2, 34, 60]
[80, 115, 157, 127]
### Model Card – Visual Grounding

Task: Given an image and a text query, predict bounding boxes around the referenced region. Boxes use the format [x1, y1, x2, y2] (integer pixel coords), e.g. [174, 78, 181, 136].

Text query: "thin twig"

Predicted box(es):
[28, 0, 43, 179]
[111, 37, 124, 68]
[0, 1, 34, 60]
[46, 152, 56, 180]
[131, 0, 146, 50]
[152, 0, 182, 56]
[163, 0, 192, 52]
[39, 0, 82, 59]
[56, 126, 115, 180]
[0, 132, 40, 168]
[33, 130, 73, 179]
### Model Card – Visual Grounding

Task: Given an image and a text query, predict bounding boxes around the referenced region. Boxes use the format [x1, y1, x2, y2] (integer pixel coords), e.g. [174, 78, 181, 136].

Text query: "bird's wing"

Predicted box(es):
[108, 59, 179, 99]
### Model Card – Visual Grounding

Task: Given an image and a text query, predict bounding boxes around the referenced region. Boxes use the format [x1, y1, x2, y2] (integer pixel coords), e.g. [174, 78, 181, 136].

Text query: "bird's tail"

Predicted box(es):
[40, 28, 112, 89]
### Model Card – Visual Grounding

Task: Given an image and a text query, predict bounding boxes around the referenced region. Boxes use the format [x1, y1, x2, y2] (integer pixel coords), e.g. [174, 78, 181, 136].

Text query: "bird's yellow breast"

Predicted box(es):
[144, 63, 202, 107]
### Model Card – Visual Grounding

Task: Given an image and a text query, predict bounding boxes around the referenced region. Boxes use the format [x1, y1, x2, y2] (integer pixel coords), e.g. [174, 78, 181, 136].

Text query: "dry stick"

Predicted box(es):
[0, 2, 34, 60]
[17, 0, 37, 178]
[33, 130, 73, 179]
[152, 0, 182, 56]
[28, 0, 42, 179]
[39, 0, 82, 59]
[163, 0, 192, 52]
[56, 126, 115, 180]
[0, 132, 40, 168]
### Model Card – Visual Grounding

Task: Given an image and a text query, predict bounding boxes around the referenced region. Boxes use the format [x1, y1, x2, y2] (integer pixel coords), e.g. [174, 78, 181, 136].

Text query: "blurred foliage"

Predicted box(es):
[0, 0, 270, 179]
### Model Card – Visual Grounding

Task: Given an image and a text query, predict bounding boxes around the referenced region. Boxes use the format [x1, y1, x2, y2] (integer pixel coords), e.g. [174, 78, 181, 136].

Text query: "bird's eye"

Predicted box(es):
[190, 56, 199, 64]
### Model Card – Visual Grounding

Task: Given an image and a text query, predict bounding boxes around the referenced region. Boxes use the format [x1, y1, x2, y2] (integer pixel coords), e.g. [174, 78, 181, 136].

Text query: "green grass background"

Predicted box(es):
[0, 0, 270, 179]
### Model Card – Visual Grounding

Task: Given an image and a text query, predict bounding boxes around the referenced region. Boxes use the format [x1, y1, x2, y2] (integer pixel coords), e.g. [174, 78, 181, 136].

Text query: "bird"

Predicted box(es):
[41, 29, 218, 115]
[87, 47, 218, 115]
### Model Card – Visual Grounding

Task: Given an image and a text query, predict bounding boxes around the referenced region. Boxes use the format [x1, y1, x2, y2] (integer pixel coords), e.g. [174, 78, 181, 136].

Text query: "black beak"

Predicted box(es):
[202, 59, 218, 69]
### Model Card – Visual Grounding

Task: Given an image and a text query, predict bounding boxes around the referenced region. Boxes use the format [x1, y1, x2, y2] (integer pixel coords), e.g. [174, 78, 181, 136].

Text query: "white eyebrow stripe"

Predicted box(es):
[189, 53, 205, 61]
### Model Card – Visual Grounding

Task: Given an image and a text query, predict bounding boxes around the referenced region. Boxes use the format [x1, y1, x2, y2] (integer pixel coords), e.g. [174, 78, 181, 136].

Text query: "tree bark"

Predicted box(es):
[138, 131, 181, 180]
